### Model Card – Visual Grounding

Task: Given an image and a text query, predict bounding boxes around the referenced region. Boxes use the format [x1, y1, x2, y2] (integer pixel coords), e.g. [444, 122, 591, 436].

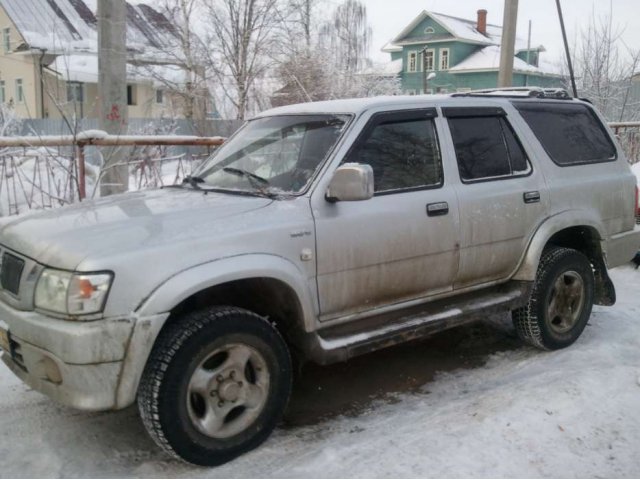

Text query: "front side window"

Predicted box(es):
[156, 89, 164, 104]
[0, 80, 5, 103]
[447, 113, 530, 182]
[514, 101, 616, 165]
[195, 114, 349, 195]
[343, 110, 442, 193]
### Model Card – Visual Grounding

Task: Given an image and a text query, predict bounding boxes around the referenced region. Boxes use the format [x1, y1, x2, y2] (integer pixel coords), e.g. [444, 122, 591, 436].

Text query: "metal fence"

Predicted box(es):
[1, 121, 639, 218]
[0, 133, 224, 217]
[609, 122, 640, 164]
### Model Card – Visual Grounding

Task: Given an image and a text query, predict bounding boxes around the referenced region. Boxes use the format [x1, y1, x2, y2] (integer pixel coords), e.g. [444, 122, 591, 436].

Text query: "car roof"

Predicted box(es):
[254, 94, 582, 118]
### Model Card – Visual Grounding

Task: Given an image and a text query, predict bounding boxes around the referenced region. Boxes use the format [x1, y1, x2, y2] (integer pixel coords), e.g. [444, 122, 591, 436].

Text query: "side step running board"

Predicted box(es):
[303, 282, 532, 365]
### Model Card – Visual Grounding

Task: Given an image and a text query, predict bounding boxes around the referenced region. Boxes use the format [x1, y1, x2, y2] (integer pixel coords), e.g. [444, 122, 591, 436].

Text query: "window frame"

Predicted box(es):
[3, 27, 10, 53]
[15, 78, 23, 103]
[66, 82, 84, 103]
[424, 48, 435, 71]
[407, 51, 419, 72]
[341, 108, 445, 196]
[439, 48, 450, 70]
[155, 89, 164, 105]
[512, 100, 618, 167]
[127, 85, 137, 106]
[444, 107, 533, 184]
[0, 80, 5, 104]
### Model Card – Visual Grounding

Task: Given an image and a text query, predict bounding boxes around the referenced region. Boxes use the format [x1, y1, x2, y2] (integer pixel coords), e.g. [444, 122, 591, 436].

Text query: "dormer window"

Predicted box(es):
[424, 27, 435, 34]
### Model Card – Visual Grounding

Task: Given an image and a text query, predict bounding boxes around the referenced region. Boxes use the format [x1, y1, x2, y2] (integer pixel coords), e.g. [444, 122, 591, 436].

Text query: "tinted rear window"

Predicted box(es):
[514, 102, 616, 165]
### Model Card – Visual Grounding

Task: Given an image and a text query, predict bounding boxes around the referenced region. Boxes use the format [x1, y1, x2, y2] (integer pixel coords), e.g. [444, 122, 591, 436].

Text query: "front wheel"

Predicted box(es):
[512, 247, 595, 350]
[138, 306, 292, 466]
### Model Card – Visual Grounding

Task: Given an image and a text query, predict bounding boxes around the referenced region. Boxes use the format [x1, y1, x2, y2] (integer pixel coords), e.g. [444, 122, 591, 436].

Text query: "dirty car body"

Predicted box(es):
[1, 92, 639, 465]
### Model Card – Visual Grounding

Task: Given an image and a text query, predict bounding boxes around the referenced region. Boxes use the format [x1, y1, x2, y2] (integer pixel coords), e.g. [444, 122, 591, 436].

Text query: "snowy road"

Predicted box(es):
[2, 267, 640, 478]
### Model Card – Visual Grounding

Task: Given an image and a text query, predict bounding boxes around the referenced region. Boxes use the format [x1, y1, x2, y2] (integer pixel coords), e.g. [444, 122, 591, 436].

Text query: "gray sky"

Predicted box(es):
[365, 0, 640, 64]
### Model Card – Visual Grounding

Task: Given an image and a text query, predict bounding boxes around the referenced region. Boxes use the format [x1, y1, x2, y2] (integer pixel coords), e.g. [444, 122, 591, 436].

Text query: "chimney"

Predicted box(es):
[477, 9, 487, 35]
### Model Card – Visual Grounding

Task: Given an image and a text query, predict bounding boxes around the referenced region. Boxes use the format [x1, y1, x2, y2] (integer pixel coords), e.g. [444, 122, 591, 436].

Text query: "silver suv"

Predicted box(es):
[1, 90, 639, 466]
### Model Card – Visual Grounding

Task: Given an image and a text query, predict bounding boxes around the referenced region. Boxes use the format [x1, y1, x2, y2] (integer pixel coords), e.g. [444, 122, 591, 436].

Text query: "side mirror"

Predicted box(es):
[326, 163, 374, 202]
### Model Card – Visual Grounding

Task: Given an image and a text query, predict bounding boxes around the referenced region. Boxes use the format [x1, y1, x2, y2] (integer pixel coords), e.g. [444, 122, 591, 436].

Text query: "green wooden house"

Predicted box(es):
[382, 9, 564, 94]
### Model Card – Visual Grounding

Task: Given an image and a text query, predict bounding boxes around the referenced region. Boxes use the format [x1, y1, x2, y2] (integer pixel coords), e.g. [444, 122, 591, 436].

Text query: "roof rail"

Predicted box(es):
[451, 87, 572, 100]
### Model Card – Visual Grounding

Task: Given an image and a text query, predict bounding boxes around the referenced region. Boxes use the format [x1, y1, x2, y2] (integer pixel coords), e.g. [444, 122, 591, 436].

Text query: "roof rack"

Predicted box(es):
[451, 87, 572, 100]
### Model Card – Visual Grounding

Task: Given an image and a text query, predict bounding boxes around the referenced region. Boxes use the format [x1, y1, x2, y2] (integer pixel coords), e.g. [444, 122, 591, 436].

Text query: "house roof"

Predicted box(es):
[385, 10, 540, 53]
[0, 0, 176, 56]
[449, 45, 561, 76]
[49, 53, 190, 86]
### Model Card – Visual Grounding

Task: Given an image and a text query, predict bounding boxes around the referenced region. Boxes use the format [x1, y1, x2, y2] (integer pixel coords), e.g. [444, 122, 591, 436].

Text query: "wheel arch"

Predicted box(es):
[513, 212, 615, 306]
[115, 255, 316, 408]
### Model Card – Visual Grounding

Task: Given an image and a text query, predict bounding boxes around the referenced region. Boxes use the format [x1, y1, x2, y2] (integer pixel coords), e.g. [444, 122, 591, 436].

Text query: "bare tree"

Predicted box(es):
[273, 0, 399, 105]
[319, 0, 371, 75]
[202, 0, 280, 120]
[571, 13, 640, 121]
[130, 0, 210, 121]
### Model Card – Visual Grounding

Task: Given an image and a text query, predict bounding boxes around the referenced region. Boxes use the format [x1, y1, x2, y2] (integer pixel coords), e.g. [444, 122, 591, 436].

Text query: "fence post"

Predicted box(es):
[77, 144, 86, 200]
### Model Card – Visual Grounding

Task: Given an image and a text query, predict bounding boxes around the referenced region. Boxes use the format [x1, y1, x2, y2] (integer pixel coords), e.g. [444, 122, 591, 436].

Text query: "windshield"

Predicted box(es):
[194, 114, 350, 195]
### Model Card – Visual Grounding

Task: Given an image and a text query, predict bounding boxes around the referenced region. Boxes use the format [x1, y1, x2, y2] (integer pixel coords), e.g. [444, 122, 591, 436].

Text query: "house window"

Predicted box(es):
[424, 27, 435, 34]
[3, 28, 10, 53]
[424, 49, 435, 71]
[15, 78, 23, 103]
[0, 80, 5, 103]
[66, 82, 83, 102]
[439, 49, 450, 70]
[155, 89, 164, 104]
[127, 85, 137, 105]
[408, 51, 418, 72]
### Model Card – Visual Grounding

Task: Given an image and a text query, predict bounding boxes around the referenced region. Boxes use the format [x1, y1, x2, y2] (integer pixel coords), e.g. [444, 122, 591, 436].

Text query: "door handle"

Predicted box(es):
[427, 202, 449, 216]
[523, 191, 540, 204]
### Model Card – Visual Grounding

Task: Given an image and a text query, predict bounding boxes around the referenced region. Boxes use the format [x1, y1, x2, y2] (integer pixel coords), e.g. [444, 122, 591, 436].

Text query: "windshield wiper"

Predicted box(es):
[182, 175, 206, 190]
[222, 167, 276, 198]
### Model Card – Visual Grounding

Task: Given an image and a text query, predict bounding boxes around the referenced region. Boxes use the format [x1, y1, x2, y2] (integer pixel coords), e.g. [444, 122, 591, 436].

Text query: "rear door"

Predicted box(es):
[443, 106, 549, 289]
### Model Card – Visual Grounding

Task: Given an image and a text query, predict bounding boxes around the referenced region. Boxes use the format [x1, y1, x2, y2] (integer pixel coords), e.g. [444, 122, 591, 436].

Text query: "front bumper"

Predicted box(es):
[0, 301, 168, 411]
[2, 343, 123, 410]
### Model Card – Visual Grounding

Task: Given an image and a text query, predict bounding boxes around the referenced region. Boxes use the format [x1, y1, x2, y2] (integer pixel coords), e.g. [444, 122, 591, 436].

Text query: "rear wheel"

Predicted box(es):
[513, 247, 594, 350]
[138, 306, 292, 466]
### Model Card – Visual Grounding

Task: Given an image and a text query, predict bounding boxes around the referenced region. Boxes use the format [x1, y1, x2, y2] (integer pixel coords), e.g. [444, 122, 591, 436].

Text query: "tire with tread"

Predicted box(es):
[512, 246, 594, 350]
[137, 306, 292, 466]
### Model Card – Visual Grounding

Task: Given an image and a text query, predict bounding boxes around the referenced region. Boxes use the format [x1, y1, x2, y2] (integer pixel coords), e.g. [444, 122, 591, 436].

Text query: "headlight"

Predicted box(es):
[34, 269, 113, 316]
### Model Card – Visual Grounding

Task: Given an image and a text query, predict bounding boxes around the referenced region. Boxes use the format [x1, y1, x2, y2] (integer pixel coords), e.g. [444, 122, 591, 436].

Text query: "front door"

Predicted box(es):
[313, 109, 460, 320]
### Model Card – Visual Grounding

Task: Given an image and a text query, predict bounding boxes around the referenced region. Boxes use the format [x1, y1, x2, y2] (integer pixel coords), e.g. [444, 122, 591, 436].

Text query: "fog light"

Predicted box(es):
[39, 356, 62, 385]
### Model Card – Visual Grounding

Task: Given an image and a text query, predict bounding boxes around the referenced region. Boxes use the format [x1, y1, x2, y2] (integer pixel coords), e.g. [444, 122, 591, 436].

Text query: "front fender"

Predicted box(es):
[115, 254, 317, 409]
[134, 253, 318, 331]
[513, 210, 606, 281]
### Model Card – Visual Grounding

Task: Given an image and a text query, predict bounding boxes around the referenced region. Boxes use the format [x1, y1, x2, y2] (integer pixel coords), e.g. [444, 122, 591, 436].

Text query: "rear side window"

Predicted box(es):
[514, 102, 616, 165]
[446, 113, 530, 182]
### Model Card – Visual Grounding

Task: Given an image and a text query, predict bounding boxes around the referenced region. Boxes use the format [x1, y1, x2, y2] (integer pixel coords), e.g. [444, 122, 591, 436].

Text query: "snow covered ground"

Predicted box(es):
[1, 266, 639, 477]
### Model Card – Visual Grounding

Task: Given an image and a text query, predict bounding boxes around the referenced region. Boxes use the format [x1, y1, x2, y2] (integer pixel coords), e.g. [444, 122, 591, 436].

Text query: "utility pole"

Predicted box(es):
[498, 0, 519, 87]
[98, 0, 128, 196]
[421, 46, 428, 94]
[555, 0, 578, 97]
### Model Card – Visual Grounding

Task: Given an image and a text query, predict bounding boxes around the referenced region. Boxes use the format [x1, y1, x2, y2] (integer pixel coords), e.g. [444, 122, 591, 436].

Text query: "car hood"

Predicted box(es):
[0, 188, 272, 269]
